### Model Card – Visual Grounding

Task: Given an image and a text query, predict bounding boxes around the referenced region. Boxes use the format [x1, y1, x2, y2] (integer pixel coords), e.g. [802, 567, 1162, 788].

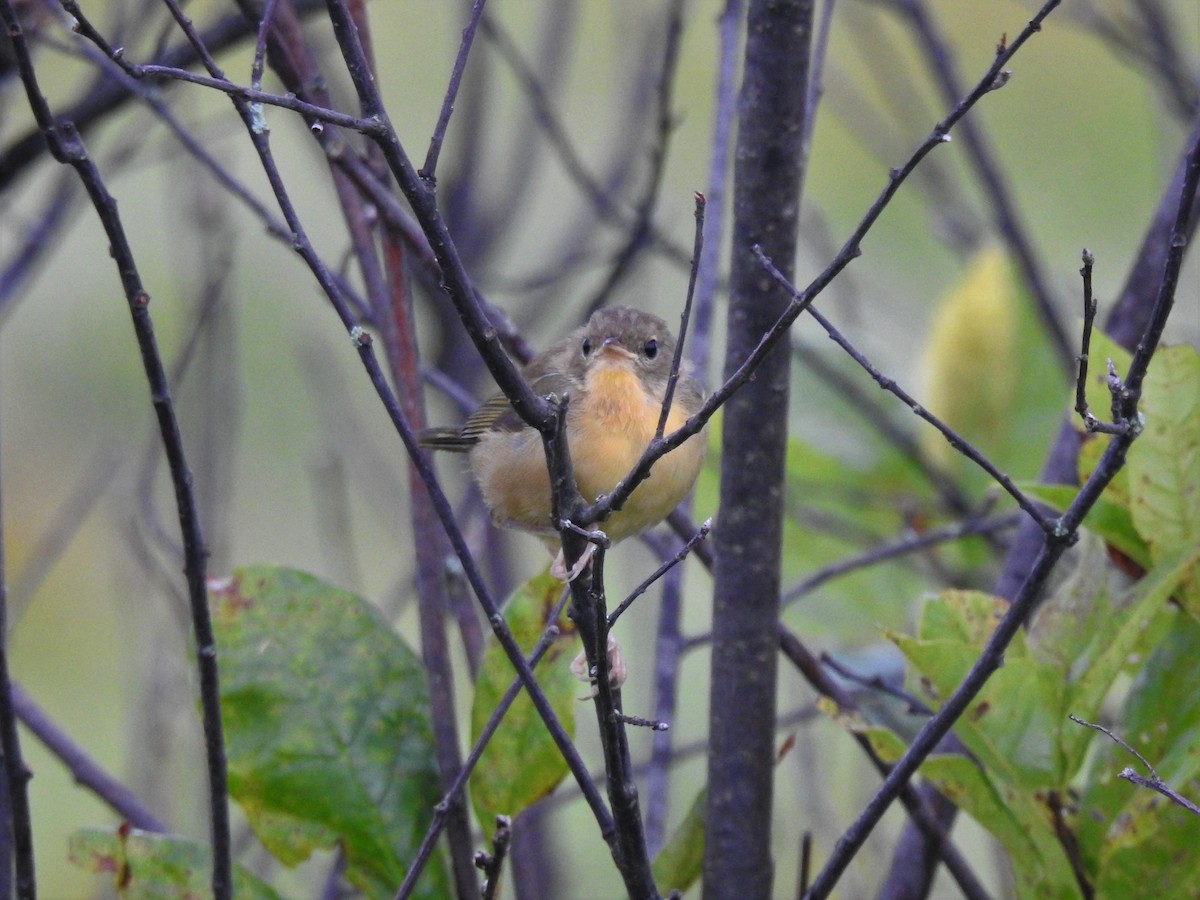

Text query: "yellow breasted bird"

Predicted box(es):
[421, 306, 707, 575]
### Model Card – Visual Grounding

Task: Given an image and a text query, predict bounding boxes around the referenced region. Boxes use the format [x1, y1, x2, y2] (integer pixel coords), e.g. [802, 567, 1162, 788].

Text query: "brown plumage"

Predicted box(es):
[422, 306, 707, 548]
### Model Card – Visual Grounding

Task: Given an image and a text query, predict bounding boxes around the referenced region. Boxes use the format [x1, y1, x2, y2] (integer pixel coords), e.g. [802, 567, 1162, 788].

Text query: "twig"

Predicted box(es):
[608, 518, 712, 627]
[666, 507, 714, 569]
[0, 252, 35, 897]
[1069, 715, 1200, 816]
[778, 628, 992, 900]
[116, 61, 377, 131]
[395, 593, 569, 899]
[12, 684, 165, 832]
[781, 513, 1018, 607]
[1073, 250, 1128, 435]
[2, 5, 232, 897]
[802, 0, 836, 154]
[421, 0, 488, 180]
[689, 0, 743, 374]
[476, 814, 512, 900]
[582, 0, 1060, 533]
[539, 368, 657, 891]
[615, 713, 669, 731]
[1119, 769, 1200, 816]
[1045, 789, 1094, 898]
[582, 0, 687, 317]
[383, 235, 479, 893]
[757, 253, 1054, 531]
[1074, 248, 1099, 418]
[797, 831, 813, 900]
[248, 0, 281, 92]
[656, 192, 705, 441]
[897, 0, 1073, 370]
[638, 527, 691, 853]
[567, 547, 659, 897]
[805, 79, 1199, 898]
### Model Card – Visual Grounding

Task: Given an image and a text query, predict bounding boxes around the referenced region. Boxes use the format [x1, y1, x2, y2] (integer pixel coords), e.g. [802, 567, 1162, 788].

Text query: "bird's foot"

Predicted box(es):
[570, 633, 627, 699]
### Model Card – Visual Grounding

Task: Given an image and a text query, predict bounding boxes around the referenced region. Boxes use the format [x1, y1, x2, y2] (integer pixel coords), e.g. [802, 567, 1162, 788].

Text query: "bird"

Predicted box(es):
[421, 306, 707, 578]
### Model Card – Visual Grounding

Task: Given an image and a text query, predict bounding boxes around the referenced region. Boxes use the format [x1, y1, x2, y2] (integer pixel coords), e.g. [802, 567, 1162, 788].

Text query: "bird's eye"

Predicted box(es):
[581, 338, 593, 357]
[643, 338, 658, 359]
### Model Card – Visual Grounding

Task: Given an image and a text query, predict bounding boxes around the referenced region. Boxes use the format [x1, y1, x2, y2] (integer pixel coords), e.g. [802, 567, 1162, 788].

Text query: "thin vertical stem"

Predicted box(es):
[705, 2, 815, 898]
[0, 411, 36, 899]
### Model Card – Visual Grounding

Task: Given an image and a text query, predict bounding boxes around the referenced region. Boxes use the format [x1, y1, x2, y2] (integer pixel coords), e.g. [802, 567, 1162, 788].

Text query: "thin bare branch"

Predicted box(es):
[805, 93, 1199, 899]
[0, 3, 230, 893]
[1070, 714, 1200, 816]
[12, 684, 165, 832]
[421, 0, 488, 180]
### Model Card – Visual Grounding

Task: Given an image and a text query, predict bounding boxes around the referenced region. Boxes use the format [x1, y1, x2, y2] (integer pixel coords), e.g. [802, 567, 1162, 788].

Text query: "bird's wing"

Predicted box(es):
[460, 370, 579, 440]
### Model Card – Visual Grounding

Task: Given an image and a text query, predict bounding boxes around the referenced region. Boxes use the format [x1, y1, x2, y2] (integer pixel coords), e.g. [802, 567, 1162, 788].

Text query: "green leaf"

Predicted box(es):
[913, 589, 1008, 647]
[651, 787, 706, 895]
[894, 591, 1066, 787]
[883, 546, 1198, 896]
[468, 570, 577, 840]
[1077, 614, 1200, 898]
[1125, 343, 1200, 617]
[822, 704, 1081, 899]
[1027, 533, 1114, 672]
[69, 827, 282, 899]
[1060, 542, 1197, 757]
[917, 755, 1080, 900]
[209, 566, 446, 899]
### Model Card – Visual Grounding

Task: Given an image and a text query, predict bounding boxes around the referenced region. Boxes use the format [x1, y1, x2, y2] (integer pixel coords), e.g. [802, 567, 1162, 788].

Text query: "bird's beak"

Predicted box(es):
[598, 336, 635, 361]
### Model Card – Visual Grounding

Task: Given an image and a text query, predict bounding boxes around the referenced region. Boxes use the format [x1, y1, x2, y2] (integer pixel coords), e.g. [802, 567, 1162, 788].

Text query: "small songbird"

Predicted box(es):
[422, 306, 707, 575]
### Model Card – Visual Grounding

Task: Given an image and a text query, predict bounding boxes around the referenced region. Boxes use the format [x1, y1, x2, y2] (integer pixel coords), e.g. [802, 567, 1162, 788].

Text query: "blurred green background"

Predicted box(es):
[0, 0, 1196, 895]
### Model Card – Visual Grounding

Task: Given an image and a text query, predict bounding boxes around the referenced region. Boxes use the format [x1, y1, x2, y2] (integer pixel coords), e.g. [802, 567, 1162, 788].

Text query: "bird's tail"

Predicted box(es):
[417, 426, 475, 452]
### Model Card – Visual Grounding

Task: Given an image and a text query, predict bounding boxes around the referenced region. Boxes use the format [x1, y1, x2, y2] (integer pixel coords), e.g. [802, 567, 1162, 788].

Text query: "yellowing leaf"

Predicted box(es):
[469, 570, 577, 840]
[69, 828, 283, 899]
[921, 246, 1018, 473]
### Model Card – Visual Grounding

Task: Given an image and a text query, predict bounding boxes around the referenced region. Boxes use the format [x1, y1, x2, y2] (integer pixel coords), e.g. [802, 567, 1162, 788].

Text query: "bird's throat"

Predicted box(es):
[586, 363, 654, 432]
